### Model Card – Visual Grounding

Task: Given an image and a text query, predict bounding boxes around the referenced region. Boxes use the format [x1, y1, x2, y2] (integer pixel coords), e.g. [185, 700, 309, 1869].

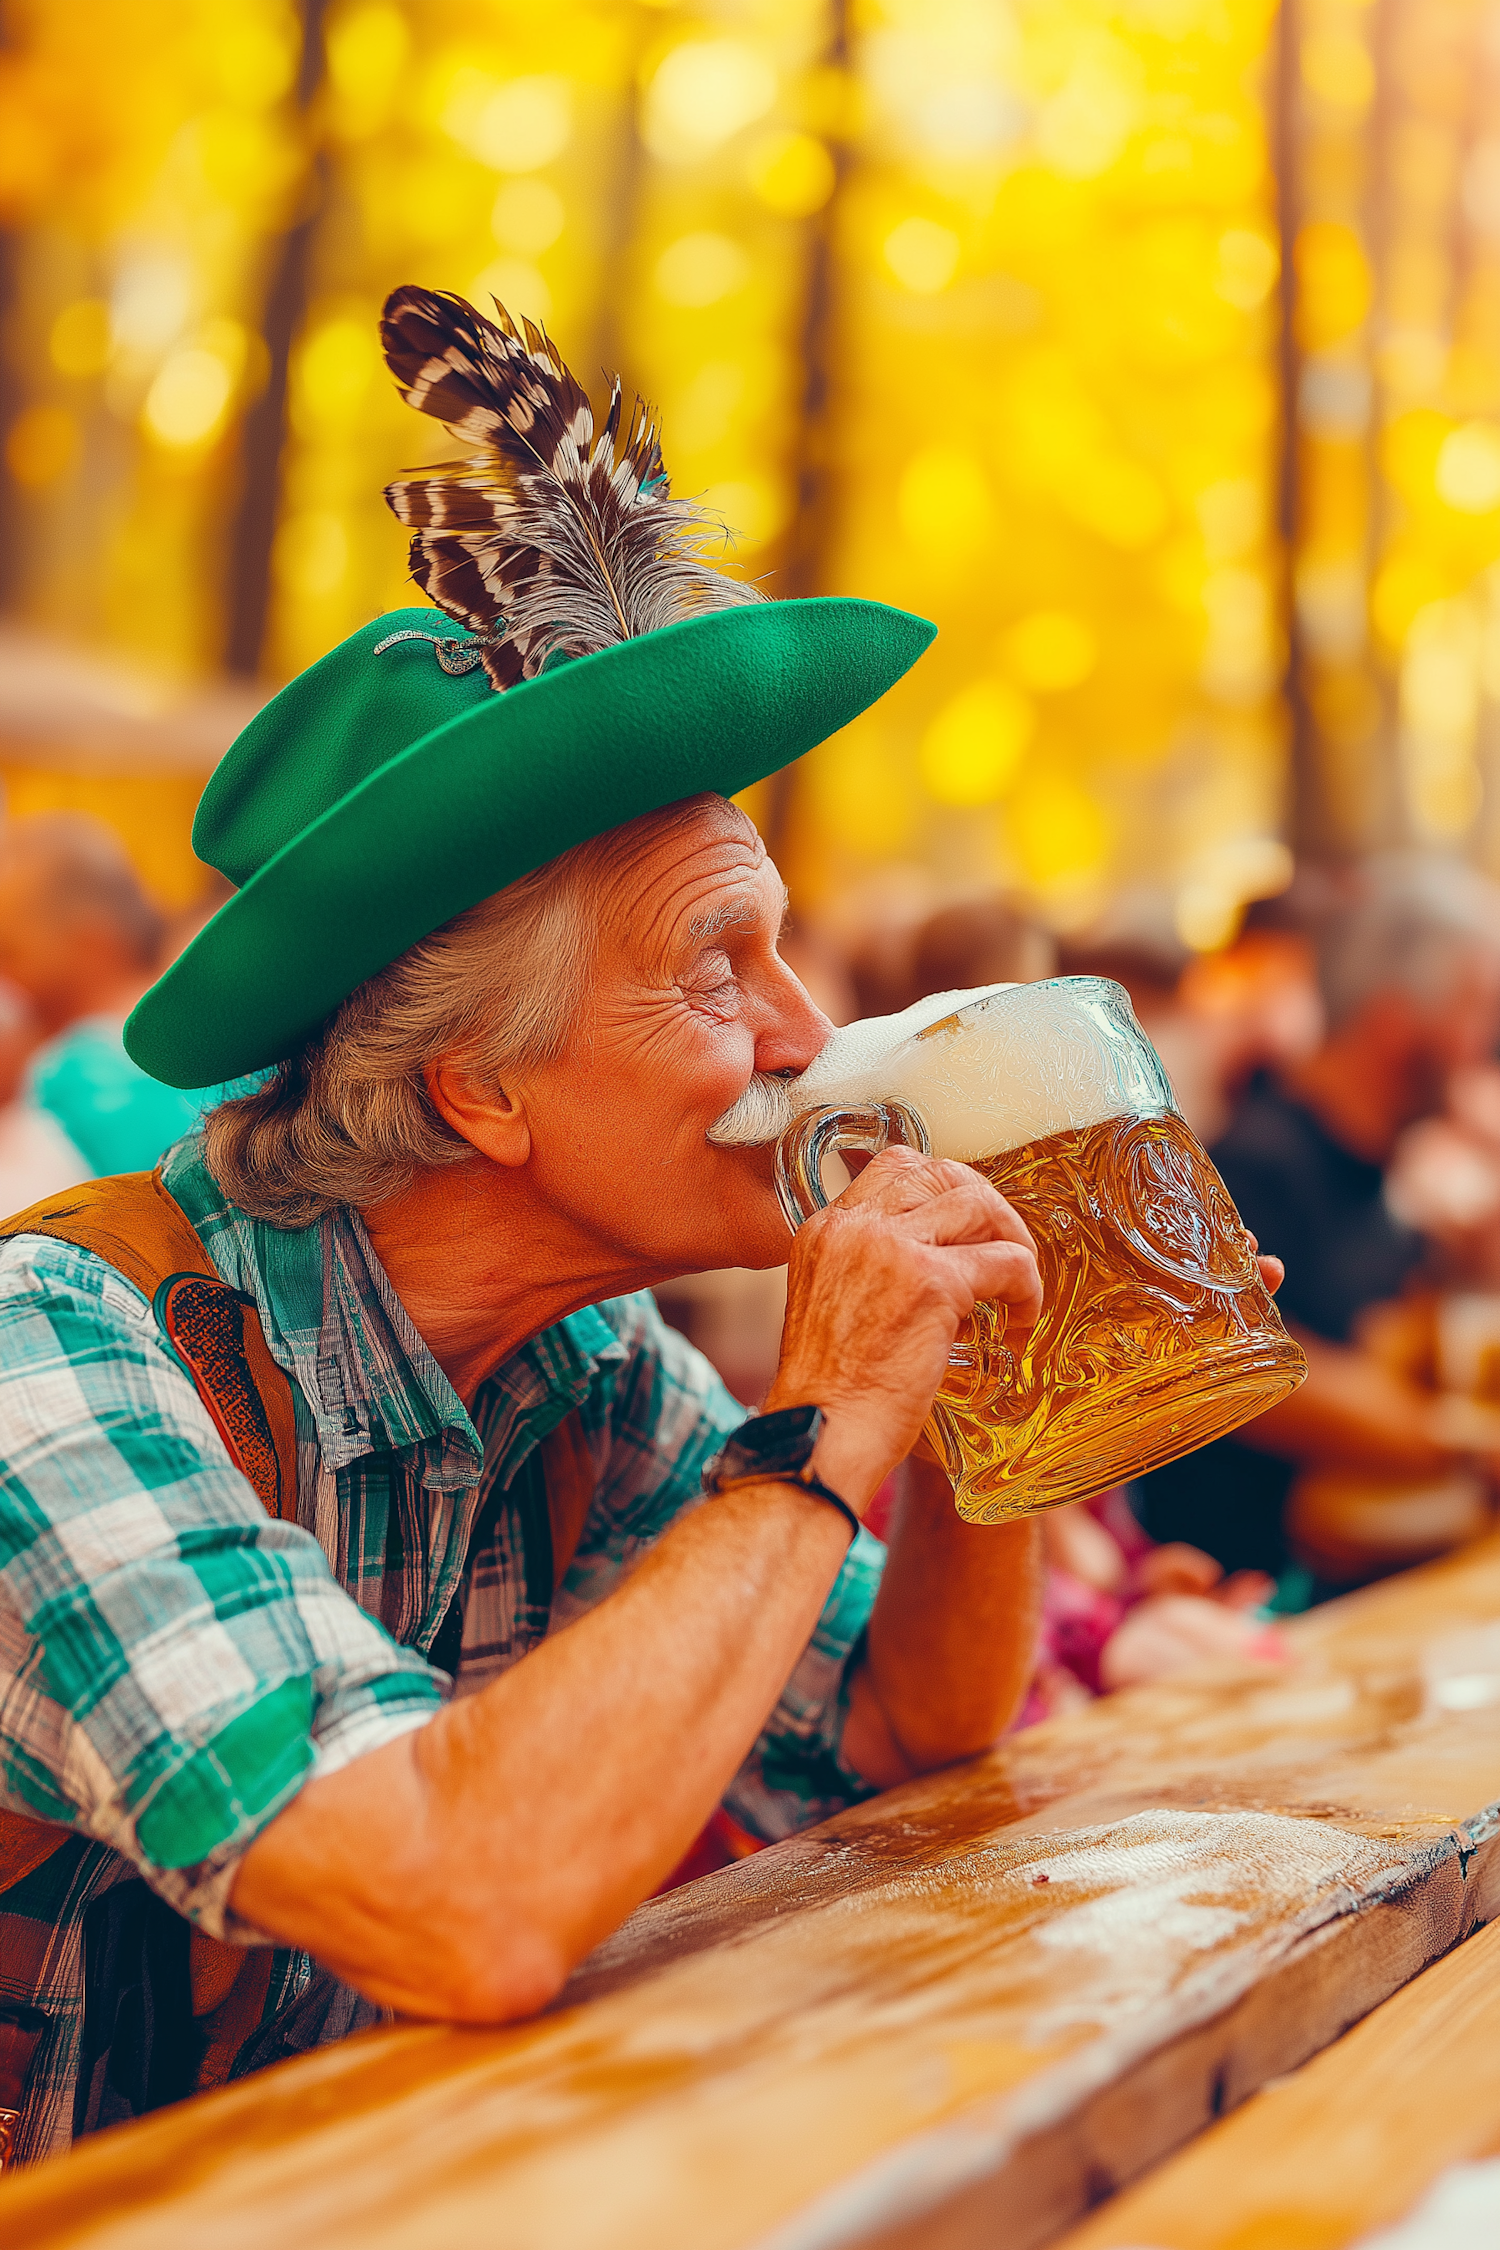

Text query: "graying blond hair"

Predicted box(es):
[203, 855, 602, 1228]
[203, 796, 741, 1228]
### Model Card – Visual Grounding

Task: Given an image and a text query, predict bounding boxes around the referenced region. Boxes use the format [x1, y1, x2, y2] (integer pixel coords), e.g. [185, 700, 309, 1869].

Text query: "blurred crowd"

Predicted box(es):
[661, 843, 1500, 1734]
[0, 813, 229, 1208]
[7, 810, 1500, 1745]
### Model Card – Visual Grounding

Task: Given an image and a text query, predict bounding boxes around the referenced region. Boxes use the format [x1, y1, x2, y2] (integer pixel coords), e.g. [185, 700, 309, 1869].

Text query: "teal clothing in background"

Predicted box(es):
[28, 1018, 230, 1177]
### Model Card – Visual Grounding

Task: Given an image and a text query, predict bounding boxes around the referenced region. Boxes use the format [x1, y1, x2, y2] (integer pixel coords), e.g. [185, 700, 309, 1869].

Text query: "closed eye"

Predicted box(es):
[679, 947, 741, 1012]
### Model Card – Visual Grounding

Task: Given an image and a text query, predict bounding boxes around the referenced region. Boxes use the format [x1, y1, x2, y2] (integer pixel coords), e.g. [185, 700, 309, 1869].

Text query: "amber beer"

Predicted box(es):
[765, 977, 1307, 1524]
[925, 1108, 1302, 1521]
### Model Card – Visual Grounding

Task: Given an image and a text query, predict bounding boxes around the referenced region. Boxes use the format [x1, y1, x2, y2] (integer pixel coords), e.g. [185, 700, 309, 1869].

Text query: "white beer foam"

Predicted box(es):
[775, 979, 1176, 1159]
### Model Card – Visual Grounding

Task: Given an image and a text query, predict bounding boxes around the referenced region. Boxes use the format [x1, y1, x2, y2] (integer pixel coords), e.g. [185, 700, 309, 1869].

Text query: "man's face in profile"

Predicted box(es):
[479, 798, 835, 1280]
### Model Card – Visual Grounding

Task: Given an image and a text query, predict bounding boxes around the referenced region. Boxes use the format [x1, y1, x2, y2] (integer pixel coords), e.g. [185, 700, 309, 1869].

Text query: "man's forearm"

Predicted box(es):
[233, 1147, 1046, 2024]
[232, 1480, 853, 2020]
[842, 1455, 1042, 1786]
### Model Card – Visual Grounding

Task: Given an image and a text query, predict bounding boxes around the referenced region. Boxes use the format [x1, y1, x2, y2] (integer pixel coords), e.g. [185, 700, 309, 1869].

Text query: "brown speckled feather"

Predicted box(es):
[380, 287, 760, 692]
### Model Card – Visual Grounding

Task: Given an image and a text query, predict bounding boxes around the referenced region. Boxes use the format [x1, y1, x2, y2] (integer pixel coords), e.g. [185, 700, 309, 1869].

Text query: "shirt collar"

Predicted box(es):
[161, 1132, 625, 1486]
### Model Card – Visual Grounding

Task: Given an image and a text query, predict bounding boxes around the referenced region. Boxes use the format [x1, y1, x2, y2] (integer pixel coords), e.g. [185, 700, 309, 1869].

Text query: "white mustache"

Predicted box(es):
[707, 1072, 797, 1147]
[704, 985, 1020, 1151]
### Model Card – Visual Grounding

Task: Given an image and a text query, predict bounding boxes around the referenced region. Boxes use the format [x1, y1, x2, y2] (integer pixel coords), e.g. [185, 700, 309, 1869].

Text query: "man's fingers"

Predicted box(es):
[949, 1238, 1044, 1326]
[838, 1144, 995, 1216]
[836, 1151, 1035, 1253]
[1242, 1232, 1286, 1297]
[819, 1149, 1042, 1323]
[855, 1180, 1043, 1317]
[895, 1177, 1035, 1253]
[834, 1142, 936, 1195]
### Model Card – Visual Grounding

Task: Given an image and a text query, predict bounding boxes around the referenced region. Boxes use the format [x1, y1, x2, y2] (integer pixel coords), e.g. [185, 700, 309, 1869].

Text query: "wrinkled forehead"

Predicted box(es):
[591, 794, 778, 958]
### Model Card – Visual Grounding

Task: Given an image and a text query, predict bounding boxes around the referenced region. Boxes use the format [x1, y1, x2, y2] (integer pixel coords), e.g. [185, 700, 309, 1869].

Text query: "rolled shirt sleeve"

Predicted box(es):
[555, 1290, 886, 1843]
[0, 1236, 441, 1936]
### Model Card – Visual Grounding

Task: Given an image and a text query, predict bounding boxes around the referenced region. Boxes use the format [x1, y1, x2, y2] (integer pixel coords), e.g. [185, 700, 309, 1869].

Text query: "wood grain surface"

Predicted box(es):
[1053, 1911, 1500, 2250]
[8, 1535, 1500, 2250]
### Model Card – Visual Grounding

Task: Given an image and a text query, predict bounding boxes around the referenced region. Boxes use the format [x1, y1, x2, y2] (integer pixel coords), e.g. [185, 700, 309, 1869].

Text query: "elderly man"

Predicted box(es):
[0, 291, 1056, 2165]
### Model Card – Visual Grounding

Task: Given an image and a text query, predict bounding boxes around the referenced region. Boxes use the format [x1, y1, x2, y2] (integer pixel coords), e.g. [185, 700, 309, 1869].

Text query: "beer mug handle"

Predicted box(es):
[774, 1101, 932, 1232]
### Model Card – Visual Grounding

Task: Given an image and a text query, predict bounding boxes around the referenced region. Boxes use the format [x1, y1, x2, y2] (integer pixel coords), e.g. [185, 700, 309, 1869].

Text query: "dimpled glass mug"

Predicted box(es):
[752, 979, 1307, 1526]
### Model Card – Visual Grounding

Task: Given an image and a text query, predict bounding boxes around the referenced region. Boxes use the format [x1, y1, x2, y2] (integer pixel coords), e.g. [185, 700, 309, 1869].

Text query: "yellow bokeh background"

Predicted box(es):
[1, 0, 1497, 943]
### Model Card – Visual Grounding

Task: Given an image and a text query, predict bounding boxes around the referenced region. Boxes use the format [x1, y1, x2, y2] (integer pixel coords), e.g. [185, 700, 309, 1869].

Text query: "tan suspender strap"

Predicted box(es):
[0, 1171, 599, 1583]
[0, 1172, 211, 1302]
[0, 1172, 297, 1524]
[0, 1182, 599, 1932]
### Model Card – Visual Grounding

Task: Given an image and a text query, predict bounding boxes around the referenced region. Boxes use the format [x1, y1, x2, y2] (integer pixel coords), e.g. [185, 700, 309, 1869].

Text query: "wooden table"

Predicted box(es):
[9, 1534, 1500, 2250]
[1055, 1910, 1500, 2249]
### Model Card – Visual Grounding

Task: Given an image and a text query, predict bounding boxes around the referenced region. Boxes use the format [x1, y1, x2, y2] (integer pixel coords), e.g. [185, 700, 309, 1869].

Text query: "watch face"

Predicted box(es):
[753, 1403, 822, 1447]
[713, 1402, 823, 1484]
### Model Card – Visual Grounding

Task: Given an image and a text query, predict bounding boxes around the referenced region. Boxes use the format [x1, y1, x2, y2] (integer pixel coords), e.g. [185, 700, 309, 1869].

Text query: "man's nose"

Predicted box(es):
[752, 969, 834, 1079]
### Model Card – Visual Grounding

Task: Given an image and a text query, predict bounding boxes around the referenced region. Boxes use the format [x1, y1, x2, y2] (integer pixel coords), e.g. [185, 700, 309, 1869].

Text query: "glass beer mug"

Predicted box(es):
[772, 978, 1307, 1525]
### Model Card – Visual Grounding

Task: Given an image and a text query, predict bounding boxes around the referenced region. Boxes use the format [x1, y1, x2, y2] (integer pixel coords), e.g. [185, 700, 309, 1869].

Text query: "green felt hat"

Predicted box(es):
[125, 596, 935, 1088]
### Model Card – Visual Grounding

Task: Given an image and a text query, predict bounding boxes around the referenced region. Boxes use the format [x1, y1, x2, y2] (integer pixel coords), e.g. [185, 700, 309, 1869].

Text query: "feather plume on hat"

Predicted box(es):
[378, 285, 762, 693]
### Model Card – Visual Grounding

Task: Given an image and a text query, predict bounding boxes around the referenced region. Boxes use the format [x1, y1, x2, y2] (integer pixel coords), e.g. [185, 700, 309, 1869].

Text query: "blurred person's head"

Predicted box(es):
[1055, 938, 1182, 1023]
[850, 920, 918, 1018]
[0, 813, 165, 1033]
[909, 898, 1056, 1000]
[1060, 912, 1319, 1146]
[1057, 888, 1187, 1028]
[0, 978, 41, 1105]
[1177, 930, 1323, 1091]
[1057, 931, 1225, 1135]
[1316, 853, 1500, 1030]
[1292, 852, 1500, 1160]
[854, 892, 1054, 1017]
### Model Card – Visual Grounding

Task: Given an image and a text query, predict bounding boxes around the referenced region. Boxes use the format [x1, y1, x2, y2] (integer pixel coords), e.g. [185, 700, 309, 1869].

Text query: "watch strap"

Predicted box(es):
[708, 1468, 862, 1545]
[703, 1403, 824, 1488]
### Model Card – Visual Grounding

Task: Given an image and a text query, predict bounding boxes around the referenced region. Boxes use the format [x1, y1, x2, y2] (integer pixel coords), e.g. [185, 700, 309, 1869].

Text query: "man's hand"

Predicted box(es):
[764, 1146, 1042, 1510]
[232, 1154, 1040, 2019]
[843, 1453, 1042, 1785]
[1245, 1230, 1284, 1298]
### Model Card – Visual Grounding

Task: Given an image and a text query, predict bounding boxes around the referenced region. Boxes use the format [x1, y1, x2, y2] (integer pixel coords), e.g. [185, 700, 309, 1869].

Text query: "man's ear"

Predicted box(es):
[423, 1058, 532, 1168]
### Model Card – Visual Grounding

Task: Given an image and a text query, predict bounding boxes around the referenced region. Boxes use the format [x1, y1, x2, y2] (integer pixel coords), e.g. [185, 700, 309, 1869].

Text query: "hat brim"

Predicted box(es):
[127, 597, 935, 1088]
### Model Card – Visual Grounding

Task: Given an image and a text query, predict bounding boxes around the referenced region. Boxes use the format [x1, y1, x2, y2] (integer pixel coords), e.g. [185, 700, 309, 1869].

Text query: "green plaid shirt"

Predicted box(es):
[0, 1132, 883, 2162]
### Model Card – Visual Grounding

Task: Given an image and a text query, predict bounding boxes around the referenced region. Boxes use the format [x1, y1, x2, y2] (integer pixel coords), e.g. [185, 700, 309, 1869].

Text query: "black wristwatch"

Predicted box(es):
[702, 1403, 862, 1541]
